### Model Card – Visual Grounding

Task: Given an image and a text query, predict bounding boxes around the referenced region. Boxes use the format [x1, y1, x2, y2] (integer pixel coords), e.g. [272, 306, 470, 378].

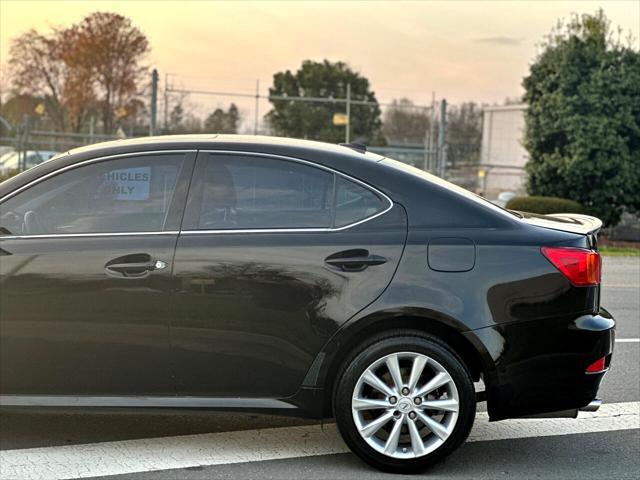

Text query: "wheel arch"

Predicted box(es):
[303, 308, 495, 417]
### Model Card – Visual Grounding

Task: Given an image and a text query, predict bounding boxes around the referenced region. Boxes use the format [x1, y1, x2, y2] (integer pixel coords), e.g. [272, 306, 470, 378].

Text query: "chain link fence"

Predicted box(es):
[1, 82, 488, 195]
[0, 124, 120, 173]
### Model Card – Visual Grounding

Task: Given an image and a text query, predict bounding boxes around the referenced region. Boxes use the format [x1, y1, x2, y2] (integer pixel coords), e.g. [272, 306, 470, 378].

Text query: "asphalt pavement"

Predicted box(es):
[0, 256, 638, 479]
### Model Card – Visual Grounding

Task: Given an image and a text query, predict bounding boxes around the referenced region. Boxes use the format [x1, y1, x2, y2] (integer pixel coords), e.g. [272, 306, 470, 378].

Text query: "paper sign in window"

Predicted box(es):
[103, 167, 151, 201]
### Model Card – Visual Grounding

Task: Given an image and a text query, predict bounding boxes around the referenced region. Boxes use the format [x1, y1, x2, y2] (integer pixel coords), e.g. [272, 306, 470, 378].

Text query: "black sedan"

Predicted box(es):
[0, 136, 614, 472]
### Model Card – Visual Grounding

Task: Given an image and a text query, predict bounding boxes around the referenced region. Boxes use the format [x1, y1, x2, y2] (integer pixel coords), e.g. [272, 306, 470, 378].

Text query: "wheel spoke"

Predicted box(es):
[407, 417, 426, 456]
[416, 410, 449, 441]
[383, 416, 404, 455]
[360, 411, 394, 438]
[415, 371, 451, 397]
[420, 398, 459, 413]
[385, 354, 404, 393]
[407, 355, 427, 392]
[362, 370, 396, 398]
[352, 397, 391, 411]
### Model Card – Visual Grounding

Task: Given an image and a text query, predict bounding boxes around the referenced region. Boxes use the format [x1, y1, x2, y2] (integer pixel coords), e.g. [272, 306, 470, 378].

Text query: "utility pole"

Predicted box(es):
[438, 98, 447, 178]
[150, 69, 159, 136]
[345, 83, 351, 143]
[254, 79, 260, 135]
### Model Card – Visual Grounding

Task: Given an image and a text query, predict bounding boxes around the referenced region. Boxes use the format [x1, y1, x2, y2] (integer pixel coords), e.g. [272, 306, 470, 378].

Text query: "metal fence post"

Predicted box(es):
[438, 99, 447, 178]
[15, 124, 22, 172]
[164, 73, 169, 133]
[18, 116, 31, 172]
[345, 83, 351, 143]
[254, 79, 260, 135]
[150, 69, 159, 136]
[89, 116, 95, 145]
[429, 93, 436, 171]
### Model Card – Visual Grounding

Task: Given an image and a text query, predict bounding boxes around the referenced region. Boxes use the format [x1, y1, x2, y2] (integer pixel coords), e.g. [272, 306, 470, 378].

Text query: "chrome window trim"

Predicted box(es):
[0, 150, 193, 240]
[0, 148, 395, 239]
[185, 150, 395, 234]
[0, 150, 195, 204]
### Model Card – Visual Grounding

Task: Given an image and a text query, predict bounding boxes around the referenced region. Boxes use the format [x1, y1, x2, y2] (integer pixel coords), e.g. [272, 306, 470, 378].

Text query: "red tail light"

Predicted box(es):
[541, 246, 601, 286]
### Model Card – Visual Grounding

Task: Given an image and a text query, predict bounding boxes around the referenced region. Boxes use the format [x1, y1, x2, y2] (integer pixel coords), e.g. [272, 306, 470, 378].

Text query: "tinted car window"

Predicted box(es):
[0, 153, 185, 235]
[334, 176, 387, 227]
[193, 154, 333, 229]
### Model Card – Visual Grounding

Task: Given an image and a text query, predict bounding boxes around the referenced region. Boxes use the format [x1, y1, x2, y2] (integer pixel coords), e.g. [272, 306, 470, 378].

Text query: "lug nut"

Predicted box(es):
[409, 412, 417, 420]
[414, 397, 422, 405]
[389, 396, 397, 405]
[393, 410, 401, 418]
[401, 387, 410, 395]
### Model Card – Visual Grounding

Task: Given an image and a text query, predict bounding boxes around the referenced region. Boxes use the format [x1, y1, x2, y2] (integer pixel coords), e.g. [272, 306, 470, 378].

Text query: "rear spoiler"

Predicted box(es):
[514, 211, 604, 236]
[546, 214, 603, 235]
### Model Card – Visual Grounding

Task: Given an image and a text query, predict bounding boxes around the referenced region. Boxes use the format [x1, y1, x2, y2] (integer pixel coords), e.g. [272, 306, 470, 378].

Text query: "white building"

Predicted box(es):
[480, 104, 528, 197]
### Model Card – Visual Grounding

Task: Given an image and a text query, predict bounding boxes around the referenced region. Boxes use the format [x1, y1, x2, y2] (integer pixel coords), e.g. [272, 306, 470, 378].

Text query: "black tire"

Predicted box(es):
[333, 331, 476, 473]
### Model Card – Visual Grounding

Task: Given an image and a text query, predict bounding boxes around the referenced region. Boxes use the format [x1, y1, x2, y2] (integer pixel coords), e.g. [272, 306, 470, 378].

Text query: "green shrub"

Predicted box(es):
[522, 11, 640, 226]
[506, 196, 585, 215]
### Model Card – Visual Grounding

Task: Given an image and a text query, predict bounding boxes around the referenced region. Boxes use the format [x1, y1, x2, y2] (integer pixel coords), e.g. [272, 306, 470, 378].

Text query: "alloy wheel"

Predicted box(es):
[351, 351, 460, 459]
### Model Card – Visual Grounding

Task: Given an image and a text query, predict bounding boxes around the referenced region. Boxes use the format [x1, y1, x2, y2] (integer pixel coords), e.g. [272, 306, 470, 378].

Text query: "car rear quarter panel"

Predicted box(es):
[305, 216, 600, 418]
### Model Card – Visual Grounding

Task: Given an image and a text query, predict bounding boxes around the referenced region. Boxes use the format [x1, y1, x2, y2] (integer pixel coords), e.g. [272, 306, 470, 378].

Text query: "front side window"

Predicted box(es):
[186, 154, 390, 231]
[0, 153, 185, 235]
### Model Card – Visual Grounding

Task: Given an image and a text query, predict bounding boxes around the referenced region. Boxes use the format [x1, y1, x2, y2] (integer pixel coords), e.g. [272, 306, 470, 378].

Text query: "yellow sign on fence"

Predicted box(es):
[115, 106, 128, 119]
[333, 113, 348, 126]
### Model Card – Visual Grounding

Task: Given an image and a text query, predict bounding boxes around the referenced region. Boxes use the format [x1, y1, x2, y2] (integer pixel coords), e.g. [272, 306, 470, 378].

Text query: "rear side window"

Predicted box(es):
[185, 153, 390, 230]
[335, 176, 387, 227]
[192, 154, 333, 229]
[0, 153, 185, 235]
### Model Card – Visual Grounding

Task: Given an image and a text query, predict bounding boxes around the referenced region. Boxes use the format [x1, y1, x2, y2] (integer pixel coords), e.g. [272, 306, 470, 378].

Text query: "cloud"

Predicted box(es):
[476, 36, 524, 46]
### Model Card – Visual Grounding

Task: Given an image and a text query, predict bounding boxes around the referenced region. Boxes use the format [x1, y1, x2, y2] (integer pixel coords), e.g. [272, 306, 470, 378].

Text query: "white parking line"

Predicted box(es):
[616, 338, 640, 343]
[1, 401, 638, 480]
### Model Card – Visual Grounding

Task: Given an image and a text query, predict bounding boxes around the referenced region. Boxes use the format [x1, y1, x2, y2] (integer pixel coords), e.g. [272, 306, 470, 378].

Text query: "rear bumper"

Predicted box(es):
[468, 308, 615, 420]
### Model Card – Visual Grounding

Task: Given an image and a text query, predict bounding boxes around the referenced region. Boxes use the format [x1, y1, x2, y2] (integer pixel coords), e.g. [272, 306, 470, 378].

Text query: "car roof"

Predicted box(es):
[66, 134, 384, 162]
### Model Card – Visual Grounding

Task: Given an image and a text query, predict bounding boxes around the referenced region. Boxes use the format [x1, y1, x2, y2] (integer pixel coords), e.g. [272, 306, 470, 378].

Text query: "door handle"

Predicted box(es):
[325, 249, 387, 272]
[105, 254, 167, 278]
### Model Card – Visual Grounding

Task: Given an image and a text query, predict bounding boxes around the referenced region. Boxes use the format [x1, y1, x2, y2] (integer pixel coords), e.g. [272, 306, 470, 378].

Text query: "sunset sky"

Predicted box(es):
[1, 0, 638, 130]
